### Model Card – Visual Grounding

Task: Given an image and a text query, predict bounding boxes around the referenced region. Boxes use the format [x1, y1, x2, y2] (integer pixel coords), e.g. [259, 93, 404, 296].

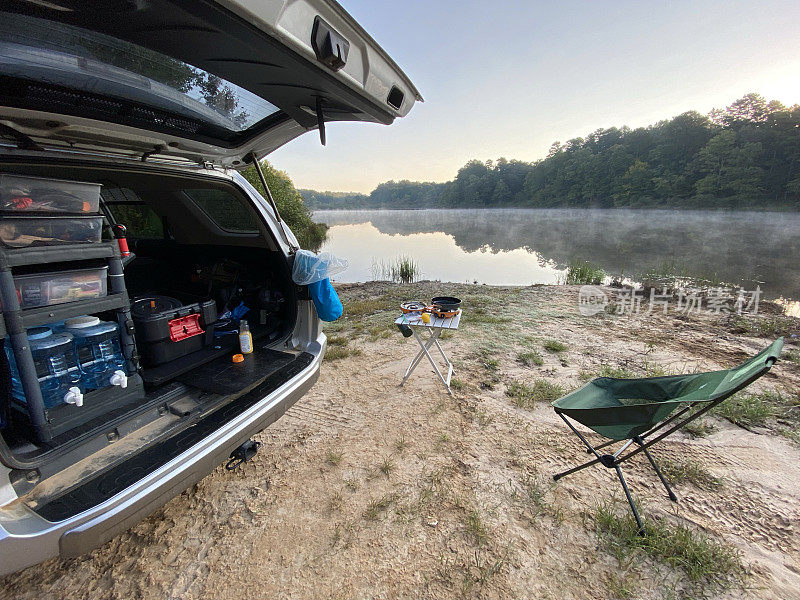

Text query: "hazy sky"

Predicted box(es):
[268, 0, 800, 194]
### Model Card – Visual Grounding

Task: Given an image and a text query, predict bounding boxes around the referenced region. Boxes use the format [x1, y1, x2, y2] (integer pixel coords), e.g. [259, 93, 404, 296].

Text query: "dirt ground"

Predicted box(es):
[2, 282, 799, 600]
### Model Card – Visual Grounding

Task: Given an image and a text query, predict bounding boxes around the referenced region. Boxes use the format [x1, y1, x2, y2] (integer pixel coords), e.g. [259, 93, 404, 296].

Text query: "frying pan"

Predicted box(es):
[431, 296, 461, 312]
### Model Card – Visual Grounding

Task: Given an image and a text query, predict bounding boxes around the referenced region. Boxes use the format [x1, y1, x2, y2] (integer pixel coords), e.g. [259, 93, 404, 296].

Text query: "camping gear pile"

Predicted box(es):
[400, 296, 462, 319]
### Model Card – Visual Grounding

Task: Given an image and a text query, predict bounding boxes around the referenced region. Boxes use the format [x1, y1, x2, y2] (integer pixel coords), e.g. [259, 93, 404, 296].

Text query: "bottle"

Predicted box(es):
[239, 320, 253, 354]
[65, 316, 127, 390]
[6, 327, 83, 408]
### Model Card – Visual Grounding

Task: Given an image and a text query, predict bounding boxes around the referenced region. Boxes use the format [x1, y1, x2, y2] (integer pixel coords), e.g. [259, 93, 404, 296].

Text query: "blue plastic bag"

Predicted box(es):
[292, 250, 348, 285]
[292, 250, 347, 322]
[308, 278, 343, 321]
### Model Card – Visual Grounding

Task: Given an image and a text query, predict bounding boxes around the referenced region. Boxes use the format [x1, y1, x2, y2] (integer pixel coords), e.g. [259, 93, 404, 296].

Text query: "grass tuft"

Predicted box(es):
[597, 364, 636, 379]
[517, 350, 544, 367]
[465, 509, 489, 546]
[325, 345, 362, 361]
[711, 391, 777, 429]
[506, 379, 565, 408]
[370, 256, 420, 283]
[659, 457, 722, 491]
[543, 339, 568, 353]
[729, 315, 798, 337]
[378, 456, 395, 478]
[565, 260, 605, 285]
[364, 492, 400, 521]
[326, 450, 343, 467]
[395, 434, 408, 452]
[595, 503, 744, 588]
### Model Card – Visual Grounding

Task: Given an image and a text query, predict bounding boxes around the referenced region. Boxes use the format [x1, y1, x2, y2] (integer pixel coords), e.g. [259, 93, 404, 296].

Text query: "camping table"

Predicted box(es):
[395, 310, 461, 395]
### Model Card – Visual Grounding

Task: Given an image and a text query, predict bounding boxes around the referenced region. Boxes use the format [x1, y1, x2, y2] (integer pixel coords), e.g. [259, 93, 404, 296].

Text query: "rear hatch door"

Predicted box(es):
[0, 0, 422, 166]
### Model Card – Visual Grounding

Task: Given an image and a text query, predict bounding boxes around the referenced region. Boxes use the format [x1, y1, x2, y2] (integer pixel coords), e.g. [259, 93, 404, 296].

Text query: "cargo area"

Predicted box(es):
[0, 160, 302, 514]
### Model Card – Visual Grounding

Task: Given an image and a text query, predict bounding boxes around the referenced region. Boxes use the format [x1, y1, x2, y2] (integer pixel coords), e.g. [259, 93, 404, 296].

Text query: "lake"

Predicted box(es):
[313, 209, 800, 307]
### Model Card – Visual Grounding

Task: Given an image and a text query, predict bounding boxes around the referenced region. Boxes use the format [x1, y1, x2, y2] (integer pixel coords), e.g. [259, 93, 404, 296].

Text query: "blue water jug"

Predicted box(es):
[65, 317, 127, 390]
[5, 327, 83, 408]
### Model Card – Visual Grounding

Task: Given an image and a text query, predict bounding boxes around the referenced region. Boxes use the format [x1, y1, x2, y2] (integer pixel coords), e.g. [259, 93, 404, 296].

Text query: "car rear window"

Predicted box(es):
[184, 189, 259, 233]
[103, 188, 166, 240]
[0, 12, 280, 135]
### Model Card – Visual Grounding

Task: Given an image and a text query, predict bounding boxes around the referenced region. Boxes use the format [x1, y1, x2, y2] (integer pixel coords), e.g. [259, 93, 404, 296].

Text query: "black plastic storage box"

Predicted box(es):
[131, 296, 217, 366]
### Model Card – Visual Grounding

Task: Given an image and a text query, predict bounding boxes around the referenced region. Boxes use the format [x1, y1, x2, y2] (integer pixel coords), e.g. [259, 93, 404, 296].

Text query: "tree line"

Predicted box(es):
[302, 94, 800, 210]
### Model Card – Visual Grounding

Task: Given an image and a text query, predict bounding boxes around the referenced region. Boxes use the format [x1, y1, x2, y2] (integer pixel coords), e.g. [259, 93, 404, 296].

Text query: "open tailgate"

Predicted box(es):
[0, 0, 422, 165]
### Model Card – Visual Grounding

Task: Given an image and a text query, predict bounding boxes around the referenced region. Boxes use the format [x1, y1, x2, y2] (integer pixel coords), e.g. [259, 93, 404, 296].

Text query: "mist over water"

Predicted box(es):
[314, 209, 800, 302]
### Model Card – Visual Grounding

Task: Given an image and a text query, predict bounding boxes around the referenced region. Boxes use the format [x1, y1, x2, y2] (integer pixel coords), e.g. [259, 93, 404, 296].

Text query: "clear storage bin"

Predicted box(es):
[0, 174, 101, 213]
[0, 215, 104, 247]
[14, 267, 108, 309]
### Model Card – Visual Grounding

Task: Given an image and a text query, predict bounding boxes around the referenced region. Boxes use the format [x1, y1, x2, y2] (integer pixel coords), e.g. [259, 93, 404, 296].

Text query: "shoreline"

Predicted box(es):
[311, 206, 800, 213]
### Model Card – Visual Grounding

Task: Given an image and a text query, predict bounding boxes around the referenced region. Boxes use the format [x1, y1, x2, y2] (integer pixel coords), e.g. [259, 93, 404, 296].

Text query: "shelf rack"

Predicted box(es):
[0, 240, 144, 444]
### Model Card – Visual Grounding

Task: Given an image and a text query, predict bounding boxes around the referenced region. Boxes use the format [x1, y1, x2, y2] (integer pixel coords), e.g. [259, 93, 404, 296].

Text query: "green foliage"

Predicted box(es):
[517, 351, 544, 367]
[729, 314, 799, 337]
[506, 379, 565, 408]
[565, 260, 605, 285]
[370, 256, 421, 282]
[710, 391, 777, 428]
[240, 160, 327, 250]
[325, 345, 362, 361]
[594, 503, 744, 589]
[304, 94, 800, 211]
[597, 364, 637, 378]
[302, 180, 445, 210]
[658, 458, 723, 491]
[543, 339, 568, 353]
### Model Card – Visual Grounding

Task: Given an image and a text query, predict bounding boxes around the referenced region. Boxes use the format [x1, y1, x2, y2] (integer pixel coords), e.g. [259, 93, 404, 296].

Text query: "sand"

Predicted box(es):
[1, 283, 798, 600]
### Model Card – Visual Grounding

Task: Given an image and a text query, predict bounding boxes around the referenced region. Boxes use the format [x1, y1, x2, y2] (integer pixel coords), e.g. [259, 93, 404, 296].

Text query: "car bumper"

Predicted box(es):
[0, 337, 324, 575]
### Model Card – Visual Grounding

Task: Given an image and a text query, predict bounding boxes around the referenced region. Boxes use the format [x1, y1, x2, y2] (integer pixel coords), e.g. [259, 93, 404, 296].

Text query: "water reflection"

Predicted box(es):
[314, 209, 800, 300]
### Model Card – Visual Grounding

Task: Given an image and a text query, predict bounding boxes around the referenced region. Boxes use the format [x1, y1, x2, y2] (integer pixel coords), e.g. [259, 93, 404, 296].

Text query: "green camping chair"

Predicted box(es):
[552, 338, 783, 532]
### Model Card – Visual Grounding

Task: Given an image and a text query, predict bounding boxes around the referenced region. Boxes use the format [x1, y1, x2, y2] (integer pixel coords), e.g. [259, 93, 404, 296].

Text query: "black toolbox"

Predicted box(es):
[131, 295, 218, 367]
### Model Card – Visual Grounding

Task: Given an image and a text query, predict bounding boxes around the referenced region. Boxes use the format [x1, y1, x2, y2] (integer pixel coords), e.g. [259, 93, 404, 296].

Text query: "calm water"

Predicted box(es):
[313, 209, 800, 303]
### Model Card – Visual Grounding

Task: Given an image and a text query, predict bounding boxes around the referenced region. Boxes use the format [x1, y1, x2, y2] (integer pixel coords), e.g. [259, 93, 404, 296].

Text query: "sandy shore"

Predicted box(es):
[2, 282, 799, 600]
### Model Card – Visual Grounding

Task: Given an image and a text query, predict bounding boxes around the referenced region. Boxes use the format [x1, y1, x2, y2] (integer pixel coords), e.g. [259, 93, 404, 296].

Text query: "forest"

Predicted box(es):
[302, 94, 800, 210]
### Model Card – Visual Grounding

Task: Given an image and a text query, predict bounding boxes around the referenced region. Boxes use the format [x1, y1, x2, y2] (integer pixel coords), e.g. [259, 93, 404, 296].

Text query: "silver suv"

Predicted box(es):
[0, 0, 419, 574]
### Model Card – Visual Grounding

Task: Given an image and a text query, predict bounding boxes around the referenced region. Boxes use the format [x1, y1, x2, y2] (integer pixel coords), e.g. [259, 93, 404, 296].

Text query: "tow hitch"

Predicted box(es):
[225, 439, 261, 470]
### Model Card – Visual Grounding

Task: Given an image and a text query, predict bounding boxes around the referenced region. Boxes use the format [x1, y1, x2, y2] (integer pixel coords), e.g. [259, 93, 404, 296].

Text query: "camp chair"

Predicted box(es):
[551, 338, 783, 532]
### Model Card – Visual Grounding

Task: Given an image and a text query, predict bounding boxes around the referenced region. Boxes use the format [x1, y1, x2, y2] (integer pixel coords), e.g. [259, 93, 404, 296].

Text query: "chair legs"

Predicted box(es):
[553, 414, 678, 534]
[635, 437, 677, 502]
[614, 465, 644, 535]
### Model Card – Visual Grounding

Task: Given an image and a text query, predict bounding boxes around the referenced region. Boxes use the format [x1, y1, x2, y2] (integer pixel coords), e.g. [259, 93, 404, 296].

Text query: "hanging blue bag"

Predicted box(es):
[292, 250, 348, 322]
[308, 278, 343, 321]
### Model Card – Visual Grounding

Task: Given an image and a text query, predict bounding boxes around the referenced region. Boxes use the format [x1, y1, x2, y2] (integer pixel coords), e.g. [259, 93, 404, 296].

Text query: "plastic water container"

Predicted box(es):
[5, 327, 83, 409]
[65, 316, 127, 390]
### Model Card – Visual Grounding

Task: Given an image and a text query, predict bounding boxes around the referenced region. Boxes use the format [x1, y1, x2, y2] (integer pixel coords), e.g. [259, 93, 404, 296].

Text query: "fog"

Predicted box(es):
[314, 209, 800, 301]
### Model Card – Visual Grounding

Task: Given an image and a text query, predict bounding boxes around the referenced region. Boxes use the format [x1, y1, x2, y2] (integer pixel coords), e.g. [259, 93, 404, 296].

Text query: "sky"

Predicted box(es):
[268, 0, 800, 194]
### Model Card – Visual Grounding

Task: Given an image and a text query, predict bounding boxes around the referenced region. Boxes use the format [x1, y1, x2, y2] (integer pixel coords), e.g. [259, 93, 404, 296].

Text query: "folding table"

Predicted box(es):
[395, 310, 461, 395]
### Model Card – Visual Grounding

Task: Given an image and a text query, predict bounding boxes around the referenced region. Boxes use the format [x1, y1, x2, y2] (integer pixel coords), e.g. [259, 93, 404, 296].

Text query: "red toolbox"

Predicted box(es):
[131, 295, 217, 366]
